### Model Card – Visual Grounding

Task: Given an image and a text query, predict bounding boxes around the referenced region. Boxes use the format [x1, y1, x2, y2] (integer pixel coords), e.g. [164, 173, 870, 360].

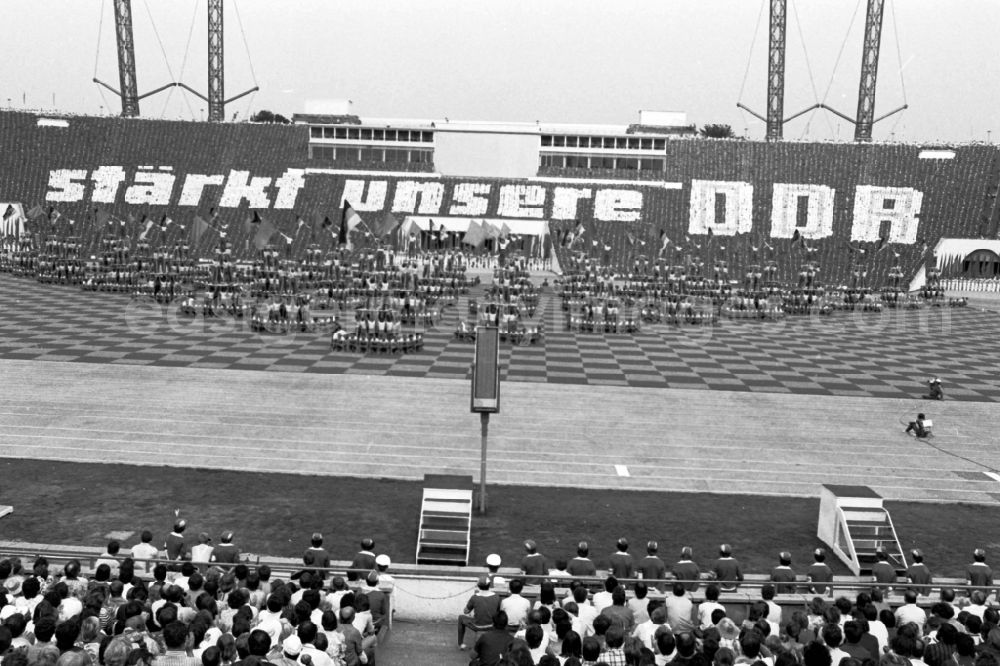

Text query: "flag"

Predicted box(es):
[138, 216, 155, 241]
[342, 201, 362, 231]
[254, 219, 277, 250]
[564, 220, 584, 248]
[2, 205, 13, 221]
[295, 216, 310, 232]
[337, 213, 349, 248]
[340, 201, 362, 248]
[498, 222, 512, 240]
[482, 221, 500, 239]
[875, 234, 890, 253]
[159, 214, 171, 231]
[26, 205, 45, 220]
[378, 211, 400, 238]
[48, 207, 61, 224]
[707, 227, 714, 239]
[191, 215, 212, 243]
[244, 210, 262, 233]
[626, 231, 637, 246]
[321, 215, 333, 230]
[279, 232, 293, 245]
[791, 229, 804, 247]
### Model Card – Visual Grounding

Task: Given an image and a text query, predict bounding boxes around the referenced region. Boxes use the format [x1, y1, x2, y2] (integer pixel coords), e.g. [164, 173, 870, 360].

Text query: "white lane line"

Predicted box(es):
[615, 465, 630, 477]
[984, 472, 1000, 484]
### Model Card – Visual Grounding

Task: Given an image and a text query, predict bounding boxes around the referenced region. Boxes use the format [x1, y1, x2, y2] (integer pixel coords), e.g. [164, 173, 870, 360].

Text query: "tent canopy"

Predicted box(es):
[402, 216, 549, 236]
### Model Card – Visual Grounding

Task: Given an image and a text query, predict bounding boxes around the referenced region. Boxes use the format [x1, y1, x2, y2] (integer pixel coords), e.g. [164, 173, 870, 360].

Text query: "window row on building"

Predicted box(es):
[309, 145, 434, 163]
[541, 135, 667, 151]
[309, 127, 434, 143]
[539, 153, 666, 171]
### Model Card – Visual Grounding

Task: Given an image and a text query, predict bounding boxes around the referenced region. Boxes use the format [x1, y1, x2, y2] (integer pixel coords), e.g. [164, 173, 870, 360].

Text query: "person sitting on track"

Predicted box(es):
[905, 413, 931, 438]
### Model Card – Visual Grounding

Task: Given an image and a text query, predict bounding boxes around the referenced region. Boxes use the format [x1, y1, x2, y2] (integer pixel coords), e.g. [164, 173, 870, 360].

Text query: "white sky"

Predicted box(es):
[2, 0, 998, 143]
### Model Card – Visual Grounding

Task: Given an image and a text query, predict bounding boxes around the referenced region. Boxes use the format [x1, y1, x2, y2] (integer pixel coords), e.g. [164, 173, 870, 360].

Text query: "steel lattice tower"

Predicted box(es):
[854, 0, 885, 142]
[113, 0, 140, 117]
[766, 0, 787, 141]
[207, 0, 224, 122]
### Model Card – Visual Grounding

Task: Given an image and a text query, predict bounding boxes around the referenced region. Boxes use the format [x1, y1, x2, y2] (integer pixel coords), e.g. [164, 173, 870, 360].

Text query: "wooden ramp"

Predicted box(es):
[416, 474, 473, 566]
[818, 485, 907, 576]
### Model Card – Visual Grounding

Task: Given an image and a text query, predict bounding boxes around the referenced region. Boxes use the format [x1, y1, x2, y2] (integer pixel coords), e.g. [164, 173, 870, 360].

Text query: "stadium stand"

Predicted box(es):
[2, 536, 999, 666]
[2, 111, 999, 290]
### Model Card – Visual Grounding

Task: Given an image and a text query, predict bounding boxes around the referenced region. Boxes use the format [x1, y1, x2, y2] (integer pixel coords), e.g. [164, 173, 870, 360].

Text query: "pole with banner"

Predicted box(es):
[470, 326, 500, 514]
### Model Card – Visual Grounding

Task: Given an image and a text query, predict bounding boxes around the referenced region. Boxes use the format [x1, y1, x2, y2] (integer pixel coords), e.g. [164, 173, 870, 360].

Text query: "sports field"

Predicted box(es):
[2, 273, 1000, 561]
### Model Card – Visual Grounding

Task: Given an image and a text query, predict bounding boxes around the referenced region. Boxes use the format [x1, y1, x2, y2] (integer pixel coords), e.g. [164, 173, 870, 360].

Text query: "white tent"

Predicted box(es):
[397, 216, 551, 256]
[908, 238, 1000, 291]
[0, 203, 26, 238]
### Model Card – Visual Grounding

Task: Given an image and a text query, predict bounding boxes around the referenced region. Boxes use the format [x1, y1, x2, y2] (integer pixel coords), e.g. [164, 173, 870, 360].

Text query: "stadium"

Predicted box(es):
[1, 1, 1000, 665]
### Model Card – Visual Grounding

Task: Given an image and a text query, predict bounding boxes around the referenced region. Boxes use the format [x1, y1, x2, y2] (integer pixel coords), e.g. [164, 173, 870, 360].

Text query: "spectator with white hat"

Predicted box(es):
[375, 554, 394, 592]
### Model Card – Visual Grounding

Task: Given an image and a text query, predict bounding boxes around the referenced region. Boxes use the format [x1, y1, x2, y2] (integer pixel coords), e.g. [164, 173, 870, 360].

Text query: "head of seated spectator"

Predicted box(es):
[714, 646, 735, 666]
[803, 640, 833, 666]
[761, 584, 775, 601]
[675, 632, 697, 658]
[603, 576, 619, 594]
[821, 623, 843, 650]
[611, 586, 627, 607]
[956, 634, 976, 661]
[843, 620, 864, 646]
[712, 608, 728, 626]
[525, 624, 544, 650]
[593, 614, 611, 638]
[572, 585, 589, 605]
[162, 621, 189, 651]
[748, 601, 768, 623]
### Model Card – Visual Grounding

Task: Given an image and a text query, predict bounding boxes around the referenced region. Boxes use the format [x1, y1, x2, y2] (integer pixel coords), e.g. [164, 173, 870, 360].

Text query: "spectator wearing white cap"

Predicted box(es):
[672, 547, 701, 593]
[770, 552, 796, 595]
[375, 554, 395, 593]
[907, 549, 932, 596]
[273, 635, 302, 666]
[566, 542, 598, 578]
[520, 540, 547, 583]
[808, 549, 833, 596]
[486, 554, 506, 589]
[637, 541, 667, 592]
[712, 545, 743, 593]
[609, 538, 635, 580]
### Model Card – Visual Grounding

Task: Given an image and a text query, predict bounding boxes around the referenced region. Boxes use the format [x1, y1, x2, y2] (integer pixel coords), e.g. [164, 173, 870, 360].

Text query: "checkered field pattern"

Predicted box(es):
[1, 275, 998, 402]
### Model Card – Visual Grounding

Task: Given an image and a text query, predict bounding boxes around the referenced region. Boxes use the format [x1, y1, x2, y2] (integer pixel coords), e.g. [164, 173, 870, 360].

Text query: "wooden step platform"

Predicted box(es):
[416, 474, 473, 566]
